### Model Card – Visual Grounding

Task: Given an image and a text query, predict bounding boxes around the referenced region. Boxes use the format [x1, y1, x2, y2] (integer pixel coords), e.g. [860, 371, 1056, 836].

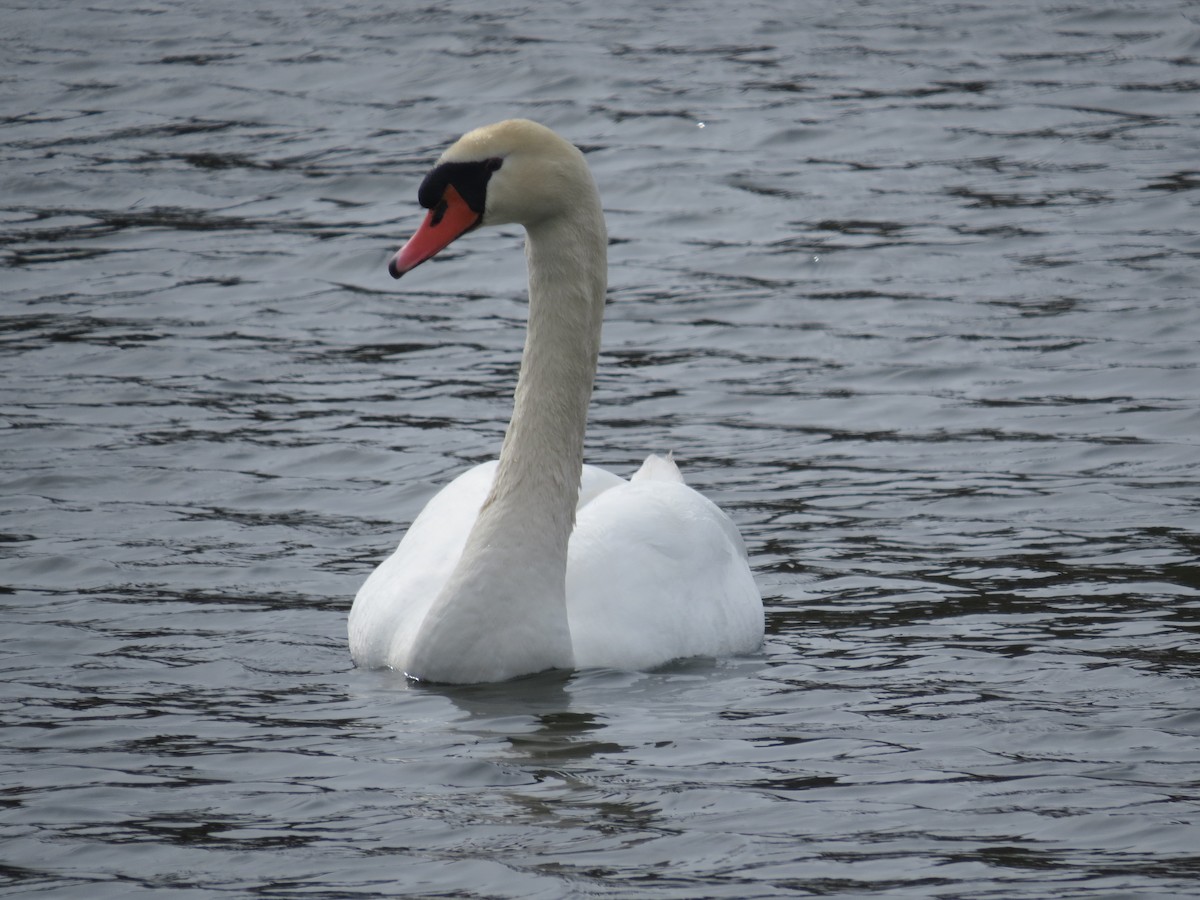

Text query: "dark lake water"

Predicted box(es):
[3, 1, 1199, 896]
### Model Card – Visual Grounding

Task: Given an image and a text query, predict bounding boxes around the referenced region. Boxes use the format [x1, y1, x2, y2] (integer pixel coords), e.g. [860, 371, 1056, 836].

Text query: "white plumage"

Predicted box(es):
[348, 120, 763, 683]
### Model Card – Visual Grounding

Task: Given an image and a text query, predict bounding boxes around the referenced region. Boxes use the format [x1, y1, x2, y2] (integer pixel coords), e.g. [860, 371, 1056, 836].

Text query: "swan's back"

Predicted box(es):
[566, 461, 763, 670]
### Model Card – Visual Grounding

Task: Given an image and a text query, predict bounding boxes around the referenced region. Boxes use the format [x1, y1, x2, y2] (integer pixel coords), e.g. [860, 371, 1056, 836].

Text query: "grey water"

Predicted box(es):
[2, 0, 1199, 896]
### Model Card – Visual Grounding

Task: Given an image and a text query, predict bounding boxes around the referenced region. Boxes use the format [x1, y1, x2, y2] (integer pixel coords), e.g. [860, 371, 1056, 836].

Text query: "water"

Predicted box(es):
[3, 0, 1199, 896]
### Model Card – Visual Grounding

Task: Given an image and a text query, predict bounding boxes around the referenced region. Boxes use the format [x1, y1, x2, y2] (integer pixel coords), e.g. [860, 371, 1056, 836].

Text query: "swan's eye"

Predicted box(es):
[418, 160, 498, 214]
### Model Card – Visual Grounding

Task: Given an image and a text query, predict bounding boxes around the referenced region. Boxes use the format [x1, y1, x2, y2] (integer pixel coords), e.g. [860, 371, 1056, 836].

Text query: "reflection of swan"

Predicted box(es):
[348, 119, 763, 684]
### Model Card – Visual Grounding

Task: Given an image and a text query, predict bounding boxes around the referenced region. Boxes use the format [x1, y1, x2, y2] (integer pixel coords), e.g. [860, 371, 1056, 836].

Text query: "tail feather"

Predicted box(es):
[631, 452, 685, 484]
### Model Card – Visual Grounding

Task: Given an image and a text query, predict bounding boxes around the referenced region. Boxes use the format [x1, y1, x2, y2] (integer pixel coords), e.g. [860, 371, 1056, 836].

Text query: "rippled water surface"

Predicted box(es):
[3, 1, 1199, 896]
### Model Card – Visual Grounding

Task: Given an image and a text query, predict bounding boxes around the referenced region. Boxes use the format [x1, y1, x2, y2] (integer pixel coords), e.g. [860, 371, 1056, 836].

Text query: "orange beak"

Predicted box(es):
[388, 184, 482, 279]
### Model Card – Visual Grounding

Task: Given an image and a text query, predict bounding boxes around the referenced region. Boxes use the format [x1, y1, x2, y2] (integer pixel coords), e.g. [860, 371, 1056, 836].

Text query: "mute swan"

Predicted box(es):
[348, 119, 763, 683]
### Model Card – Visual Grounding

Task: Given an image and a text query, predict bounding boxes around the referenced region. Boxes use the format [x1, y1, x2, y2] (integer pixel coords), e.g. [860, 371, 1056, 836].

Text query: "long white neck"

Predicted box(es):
[492, 213, 608, 537]
[406, 190, 607, 683]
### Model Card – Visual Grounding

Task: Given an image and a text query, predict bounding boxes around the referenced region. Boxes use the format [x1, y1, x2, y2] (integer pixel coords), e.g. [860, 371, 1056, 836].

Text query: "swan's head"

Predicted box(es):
[388, 119, 596, 279]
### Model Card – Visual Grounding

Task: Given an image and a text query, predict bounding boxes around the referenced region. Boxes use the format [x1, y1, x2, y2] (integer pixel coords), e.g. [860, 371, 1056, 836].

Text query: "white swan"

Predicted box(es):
[348, 119, 763, 683]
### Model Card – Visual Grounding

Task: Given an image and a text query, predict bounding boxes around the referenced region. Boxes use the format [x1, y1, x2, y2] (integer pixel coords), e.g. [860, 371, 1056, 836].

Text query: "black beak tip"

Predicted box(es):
[388, 258, 404, 280]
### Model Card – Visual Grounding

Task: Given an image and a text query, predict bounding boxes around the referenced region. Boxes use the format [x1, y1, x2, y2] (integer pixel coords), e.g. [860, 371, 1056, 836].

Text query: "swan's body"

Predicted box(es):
[348, 119, 763, 683]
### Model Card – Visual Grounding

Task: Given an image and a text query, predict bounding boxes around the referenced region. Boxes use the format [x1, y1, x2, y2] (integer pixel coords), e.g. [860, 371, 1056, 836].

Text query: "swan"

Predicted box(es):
[348, 119, 763, 683]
